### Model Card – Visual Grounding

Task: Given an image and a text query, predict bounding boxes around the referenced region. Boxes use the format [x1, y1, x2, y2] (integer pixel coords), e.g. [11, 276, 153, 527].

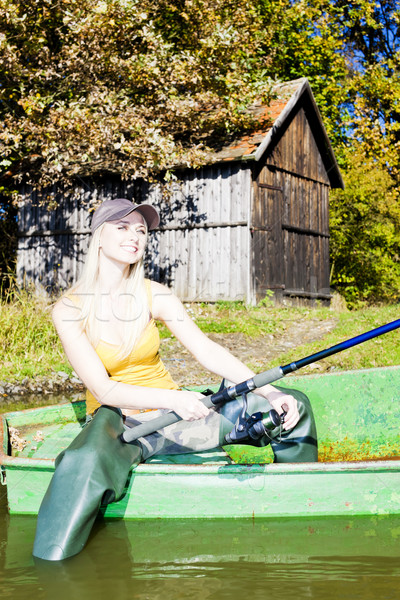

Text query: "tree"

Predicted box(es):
[3, 0, 396, 193]
[0, 0, 277, 192]
[330, 146, 400, 305]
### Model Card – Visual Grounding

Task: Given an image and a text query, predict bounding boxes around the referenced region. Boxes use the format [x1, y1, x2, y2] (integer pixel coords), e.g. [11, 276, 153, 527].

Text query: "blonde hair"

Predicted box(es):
[68, 223, 150, 360]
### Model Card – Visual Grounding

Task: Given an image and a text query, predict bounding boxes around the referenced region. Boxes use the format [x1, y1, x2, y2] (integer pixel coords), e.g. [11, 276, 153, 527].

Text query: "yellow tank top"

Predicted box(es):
[85, 279, 178, 415]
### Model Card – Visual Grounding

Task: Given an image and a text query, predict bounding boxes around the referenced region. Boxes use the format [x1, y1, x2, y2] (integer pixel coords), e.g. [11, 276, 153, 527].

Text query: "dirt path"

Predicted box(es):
[160, 316, 338, 387]
[0, 313, 339, 403]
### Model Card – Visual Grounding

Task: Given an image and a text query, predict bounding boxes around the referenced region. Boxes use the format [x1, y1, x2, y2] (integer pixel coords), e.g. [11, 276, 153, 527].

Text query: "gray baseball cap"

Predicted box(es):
[90, 198, 160, 233]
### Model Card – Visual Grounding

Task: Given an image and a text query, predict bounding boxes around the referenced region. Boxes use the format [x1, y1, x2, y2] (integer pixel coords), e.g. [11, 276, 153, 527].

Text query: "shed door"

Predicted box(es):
[252, 166, 331, 303]
[252, 176, 284, 300]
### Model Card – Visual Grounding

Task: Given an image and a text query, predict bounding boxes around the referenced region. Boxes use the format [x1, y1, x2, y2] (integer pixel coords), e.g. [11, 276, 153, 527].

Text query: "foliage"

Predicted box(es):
[254, 0, 350, 146]
[266, 0, 400, 303]
[329, 146, 400, 305]
[0, 0, 276, 192]
[2, 0, 389, 191]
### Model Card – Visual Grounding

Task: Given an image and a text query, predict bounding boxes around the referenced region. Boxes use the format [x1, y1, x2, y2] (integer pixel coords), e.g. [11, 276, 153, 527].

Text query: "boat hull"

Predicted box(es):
[2, 366, 400, 519]
[4, 455, 400, 518]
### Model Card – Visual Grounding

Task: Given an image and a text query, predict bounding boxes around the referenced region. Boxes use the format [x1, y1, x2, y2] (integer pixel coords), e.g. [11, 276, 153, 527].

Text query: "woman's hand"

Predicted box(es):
[171, 390, 211, 421]
[257, 387, 300, 431]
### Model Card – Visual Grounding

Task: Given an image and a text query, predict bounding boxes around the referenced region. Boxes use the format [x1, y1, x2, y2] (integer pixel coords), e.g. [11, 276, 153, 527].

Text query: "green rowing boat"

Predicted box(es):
[1, 366, 400, 520]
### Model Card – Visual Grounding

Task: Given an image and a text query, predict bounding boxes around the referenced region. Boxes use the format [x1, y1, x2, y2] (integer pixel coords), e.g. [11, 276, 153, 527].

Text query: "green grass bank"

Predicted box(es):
[1, 291, 400, 385]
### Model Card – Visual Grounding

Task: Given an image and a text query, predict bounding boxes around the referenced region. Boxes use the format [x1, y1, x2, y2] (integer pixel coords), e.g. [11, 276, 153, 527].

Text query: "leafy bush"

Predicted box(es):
[330, 148, 400, 306]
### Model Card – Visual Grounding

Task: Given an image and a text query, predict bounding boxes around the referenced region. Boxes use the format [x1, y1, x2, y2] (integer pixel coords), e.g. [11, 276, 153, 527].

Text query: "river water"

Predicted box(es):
[2, 396, 400, 599]
[2, 487, 400, 600]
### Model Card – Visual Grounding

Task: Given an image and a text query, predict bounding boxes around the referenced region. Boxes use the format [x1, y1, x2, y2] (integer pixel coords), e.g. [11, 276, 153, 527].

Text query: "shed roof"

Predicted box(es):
[207, 78, 344, 189]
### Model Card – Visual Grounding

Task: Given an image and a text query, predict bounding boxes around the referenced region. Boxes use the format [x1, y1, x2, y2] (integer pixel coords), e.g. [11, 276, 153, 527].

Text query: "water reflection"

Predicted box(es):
[2, 492, 400, 600]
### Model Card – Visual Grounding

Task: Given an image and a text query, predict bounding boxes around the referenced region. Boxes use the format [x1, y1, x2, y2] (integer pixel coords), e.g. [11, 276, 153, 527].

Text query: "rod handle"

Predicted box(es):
[121, 394, 216, 443]
[252, 366, 284, 389]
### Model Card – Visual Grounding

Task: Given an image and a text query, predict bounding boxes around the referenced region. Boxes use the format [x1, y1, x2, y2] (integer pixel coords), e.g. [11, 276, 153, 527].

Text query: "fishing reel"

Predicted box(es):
[224, 393, 287, 445]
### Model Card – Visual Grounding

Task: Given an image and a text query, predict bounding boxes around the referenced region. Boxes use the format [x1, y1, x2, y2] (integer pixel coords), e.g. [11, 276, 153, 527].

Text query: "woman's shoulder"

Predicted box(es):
[147, 279, 170, 295]
[52, 287, 83, 322]
[147, 280, 181, 321]
[147, 280, 176, 304]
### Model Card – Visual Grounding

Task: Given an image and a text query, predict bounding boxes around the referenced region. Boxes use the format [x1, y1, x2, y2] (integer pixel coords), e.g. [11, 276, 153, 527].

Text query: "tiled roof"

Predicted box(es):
[209, 79, 303, 162]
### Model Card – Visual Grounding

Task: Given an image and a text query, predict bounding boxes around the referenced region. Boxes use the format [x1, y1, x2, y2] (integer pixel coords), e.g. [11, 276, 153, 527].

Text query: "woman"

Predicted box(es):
[34, 197, 318, 561]
[52, 197, 317, 461]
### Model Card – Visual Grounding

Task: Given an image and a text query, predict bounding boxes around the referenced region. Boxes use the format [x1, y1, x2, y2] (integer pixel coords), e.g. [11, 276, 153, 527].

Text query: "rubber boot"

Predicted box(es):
[33, 406, 142, 561]
[219, 385, 318, 462]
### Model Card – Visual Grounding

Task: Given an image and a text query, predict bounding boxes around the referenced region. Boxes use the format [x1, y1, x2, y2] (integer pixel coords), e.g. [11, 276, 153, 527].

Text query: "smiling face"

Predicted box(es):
[99, 210, 148, 267]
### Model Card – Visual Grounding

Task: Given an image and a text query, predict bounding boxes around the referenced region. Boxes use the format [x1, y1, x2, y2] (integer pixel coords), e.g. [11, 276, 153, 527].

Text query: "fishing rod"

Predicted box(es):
[121, 318, 400, 444]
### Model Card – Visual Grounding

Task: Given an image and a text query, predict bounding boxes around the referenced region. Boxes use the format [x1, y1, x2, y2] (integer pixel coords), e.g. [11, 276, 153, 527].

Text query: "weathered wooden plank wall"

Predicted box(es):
[17, 164, 253, 302]
[145, 163, 252, 301]
[17, 184, 93, 292]
[268, 106, 330, 184]
[16, 85, 337, 306]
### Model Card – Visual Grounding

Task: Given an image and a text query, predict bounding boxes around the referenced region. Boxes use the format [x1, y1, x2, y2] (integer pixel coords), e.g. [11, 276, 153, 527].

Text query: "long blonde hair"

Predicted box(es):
[68, 223, 150, 359]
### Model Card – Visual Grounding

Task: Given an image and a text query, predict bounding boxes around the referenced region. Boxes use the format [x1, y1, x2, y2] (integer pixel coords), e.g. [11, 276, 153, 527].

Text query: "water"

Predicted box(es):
[2, 395, 400, 599]
[2, 484, 400, 600]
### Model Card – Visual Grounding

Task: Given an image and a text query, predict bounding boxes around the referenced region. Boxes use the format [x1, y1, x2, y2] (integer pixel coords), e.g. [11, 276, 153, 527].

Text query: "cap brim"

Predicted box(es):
[91, 203, 160, 232]
[134, 205, 160, 231]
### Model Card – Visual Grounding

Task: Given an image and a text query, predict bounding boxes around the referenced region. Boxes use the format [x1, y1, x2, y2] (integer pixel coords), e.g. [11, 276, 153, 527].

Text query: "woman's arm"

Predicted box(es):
[151, 281, 299, 430]
[52, 297, 209, 420]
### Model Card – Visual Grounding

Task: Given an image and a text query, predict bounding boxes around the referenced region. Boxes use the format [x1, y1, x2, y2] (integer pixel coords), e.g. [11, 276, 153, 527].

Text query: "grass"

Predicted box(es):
[0, 289, 400, 386]
[0, 289, 73, 382]
[160, 299, 400, 374]
[158, 299, 333, 338]
[267, 303, 400, 373]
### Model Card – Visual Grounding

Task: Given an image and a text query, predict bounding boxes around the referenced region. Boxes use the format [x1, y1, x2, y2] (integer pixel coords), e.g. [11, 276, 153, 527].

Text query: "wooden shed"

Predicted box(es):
[17, 78, 343, 304]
